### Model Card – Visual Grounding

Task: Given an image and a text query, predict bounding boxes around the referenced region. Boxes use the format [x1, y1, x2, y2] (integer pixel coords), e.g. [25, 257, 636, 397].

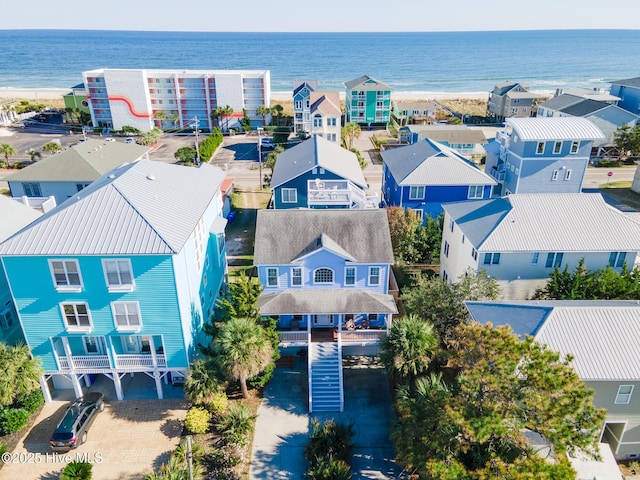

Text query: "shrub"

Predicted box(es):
[199, 128, 223, 161]
[304, 418, 354, 464]
[206, 442, 242, 470]
[596, 159, 623, 168]
[207, 391, 228, 416]
[185, 406, 211, 434]
[247, 363, 274, 389]
[215, 403, 256, 445]
[307, 455, 352, 480]
[0, 407, 29, 435]
[60, 460, 92, 480]
[16, 389, 44, 414]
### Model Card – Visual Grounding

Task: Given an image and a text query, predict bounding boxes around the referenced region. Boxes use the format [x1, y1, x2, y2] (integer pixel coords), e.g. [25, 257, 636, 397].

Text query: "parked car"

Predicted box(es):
[104, 137, 115, 142]
[125, 138, 135, 144]
[49, 392, 105, 452]
[260, 137, 275, 149]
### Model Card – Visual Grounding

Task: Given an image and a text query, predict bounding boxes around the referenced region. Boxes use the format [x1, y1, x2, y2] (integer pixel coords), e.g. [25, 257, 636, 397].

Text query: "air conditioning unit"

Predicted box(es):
[171, 372, 185, 385]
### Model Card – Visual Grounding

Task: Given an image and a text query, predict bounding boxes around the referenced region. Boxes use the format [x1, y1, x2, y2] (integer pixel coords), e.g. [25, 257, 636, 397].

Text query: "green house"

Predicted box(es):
[345, 75, 392, 129]
[63, 84, 90, 114]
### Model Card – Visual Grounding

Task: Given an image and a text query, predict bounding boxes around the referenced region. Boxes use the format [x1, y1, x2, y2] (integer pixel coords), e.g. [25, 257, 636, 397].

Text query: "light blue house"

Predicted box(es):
[397, 125, 487, 161]
[270, 135, 378, 210]
[381, 138, 497, 221]
[0, 196, 41, 346]
[6, 139, 150, 210]
[254, 209, 397, 412]
[485, 117, 605, 196]
[610, 77, 640, 115]
[0, 160, 228, 401]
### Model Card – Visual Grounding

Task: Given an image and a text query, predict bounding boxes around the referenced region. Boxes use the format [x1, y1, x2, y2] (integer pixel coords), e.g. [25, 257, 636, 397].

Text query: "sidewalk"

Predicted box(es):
[249, 356, 407, 479]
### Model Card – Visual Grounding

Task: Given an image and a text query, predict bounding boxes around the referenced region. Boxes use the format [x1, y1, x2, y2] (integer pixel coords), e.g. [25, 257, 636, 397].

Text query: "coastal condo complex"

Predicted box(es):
[81, 68, 271, 132]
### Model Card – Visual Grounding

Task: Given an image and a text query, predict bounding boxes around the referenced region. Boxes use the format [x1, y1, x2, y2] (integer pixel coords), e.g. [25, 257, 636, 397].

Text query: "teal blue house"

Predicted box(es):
[270, 135, 379, 210]
[345, 75, 392, 128]
[0, 160, 228, 401]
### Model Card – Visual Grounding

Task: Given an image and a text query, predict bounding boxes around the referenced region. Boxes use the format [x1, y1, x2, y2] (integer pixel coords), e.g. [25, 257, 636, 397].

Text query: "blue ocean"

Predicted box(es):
[0, 29, 639, 94]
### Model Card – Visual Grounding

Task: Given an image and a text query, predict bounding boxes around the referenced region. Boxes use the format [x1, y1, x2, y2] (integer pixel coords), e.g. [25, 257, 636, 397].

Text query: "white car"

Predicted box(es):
[125, 138, 135, 144]
[260, 138, 275, 149]
[104, 137, 115, 142]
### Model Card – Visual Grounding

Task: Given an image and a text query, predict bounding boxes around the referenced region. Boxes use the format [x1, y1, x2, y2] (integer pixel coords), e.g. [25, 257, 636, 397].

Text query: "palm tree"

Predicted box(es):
[263, 145, 284, 173]
[27, 148, 41, 162]
[256, 105, 270, 127]
[0, 343, 43, 406]
[0, 143, 17, 167]
[215, 105, 234, 133]
[42, 142, 62, 155]
[184, 358, 223, 405]
[169, 113, 180, 129]
[154, 110, 167, 129]
[213, 317, 273, 398]
[341, 122, 361, 150]
[379, 315, 439, 383]
[60, 460, 92, 480]
[270, 104, 283, 126]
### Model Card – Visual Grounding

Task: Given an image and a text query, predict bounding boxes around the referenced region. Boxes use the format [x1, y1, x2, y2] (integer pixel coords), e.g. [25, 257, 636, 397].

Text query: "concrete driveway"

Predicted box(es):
[0, 398, 187, 480]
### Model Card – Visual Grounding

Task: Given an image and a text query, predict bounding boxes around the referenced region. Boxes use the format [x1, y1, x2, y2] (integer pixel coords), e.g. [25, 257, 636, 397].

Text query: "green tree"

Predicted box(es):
[211, 317, 273, 398]
[256, 105, 271, 126]
[183, 358, 224, 406]
[380, 315, 439, 383]
[387, 207, 421, 262]
[60, 460, 93, 480]
[0, 343, 43, 406]
[213, 271, 263, 323]
[215, 105, 234, 133]
[42, 141, 62, 155]
[263, 145, 284, 173]
[154, 110, 167, 129]
[341, 122, 361, 150]
[0, 143, 17, 167]
[174, 146, 197, 164]
[270, 104, 284, 126]
[27, 148, 41, 162]
[240, 108, 252, 132]
[613, 124, 640, 159]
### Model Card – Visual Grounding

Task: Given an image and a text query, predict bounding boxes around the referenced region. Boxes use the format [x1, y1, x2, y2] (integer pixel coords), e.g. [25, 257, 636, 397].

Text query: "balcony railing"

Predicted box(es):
[58, 355, 111, 370]
[278, 331, 308, 345]
[116, 354, 167, 369]
[340, 330, 387, 343]
[58, 353, 167, 371]
[489, 167, 505, 181]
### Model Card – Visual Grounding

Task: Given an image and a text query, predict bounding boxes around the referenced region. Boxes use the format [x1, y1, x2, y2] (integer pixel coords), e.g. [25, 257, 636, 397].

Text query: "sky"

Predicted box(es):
[0, 0, 639, 32]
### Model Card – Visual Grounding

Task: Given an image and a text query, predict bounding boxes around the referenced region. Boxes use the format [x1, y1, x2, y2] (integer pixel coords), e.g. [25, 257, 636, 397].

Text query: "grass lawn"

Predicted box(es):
[598, 185, 640, 211]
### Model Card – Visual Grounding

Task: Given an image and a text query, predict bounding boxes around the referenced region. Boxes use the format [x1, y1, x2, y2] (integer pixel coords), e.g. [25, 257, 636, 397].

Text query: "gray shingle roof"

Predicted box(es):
[254, 209, 394, 265]
[0, 160, 226, 256]
[611, 77, 640, 88]
[401, 125, 486, 145]
[269, 136, 366, 189]
[0, 196, 41, 242]
[5, 139, 150, 182]
[559, 99, 608, 117]
[293, 233, 356, 262]
[447, 193, 640, 252]
[381, 139, 496, 187]
[538, 94, 584, 111]
[258, 289, 398, 315]
[507, 117, 605, 141]
[345, 75, 392, 91]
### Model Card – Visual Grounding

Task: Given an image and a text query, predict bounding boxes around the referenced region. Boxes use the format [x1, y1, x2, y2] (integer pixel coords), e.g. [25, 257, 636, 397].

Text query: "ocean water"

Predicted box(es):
[1, 29, 639, 94]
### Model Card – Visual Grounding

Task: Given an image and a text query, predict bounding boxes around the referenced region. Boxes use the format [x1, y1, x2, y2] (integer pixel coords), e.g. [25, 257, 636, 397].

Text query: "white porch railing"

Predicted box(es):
[340, 330, 387, 343]
[278, 331, 308, 344]
[58, 355, 111, 370]
[115, 354, 167, 368]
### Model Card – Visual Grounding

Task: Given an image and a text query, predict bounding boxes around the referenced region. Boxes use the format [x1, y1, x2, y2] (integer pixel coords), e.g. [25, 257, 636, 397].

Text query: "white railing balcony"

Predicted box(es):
[352, 94, 366, 101]
[115, 354, 167, 369]
[308, 179, 353, 205]
[376, 94, 390, 100]
[13, 196, 57, 213]
[340, 330, 387, 343]
[59, 355, 111, 370]
[278, 331, 309, 345]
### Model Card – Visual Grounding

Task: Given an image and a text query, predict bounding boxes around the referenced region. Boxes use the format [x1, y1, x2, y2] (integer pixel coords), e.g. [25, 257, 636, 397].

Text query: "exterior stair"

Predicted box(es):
[309, 341, 343, 412]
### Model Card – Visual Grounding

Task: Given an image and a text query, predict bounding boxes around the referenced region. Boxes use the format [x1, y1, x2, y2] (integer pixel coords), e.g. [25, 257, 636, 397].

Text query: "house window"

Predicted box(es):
[483, 253, 500, 265]
[294, 100, 302, 109]
[266, 268, 278, 287]
[61, 303, 91, 331]
[471, 248, 478, 261]
[531, 252, 540, 265]
[291, 267, 302, 286]
[564, 169, 572, 181]
[449, 218, 454, 232]
[368, 267, 381, 286]
[83, 336, 102, 354]
[409, 186, 425, 200]
[609, 252, 627, 268]
[281, 188, 297, 203]
[111, 302, 142, 331]
[102, 259, 134, 291]
[329, 118, 337, 127]
[314, 268, 334, 284]
[76, 183, 90, 192]
[468, 185, 484, 199]
[552, 170, 559, 181]
[615, 385, 634, 404]
[444, 241, 450, 258]
[22, 182, 42, 197]
[327, 133, 337, 142]
[570, 141, 579, 154]
[313, 115, 322, 127]
[553, 141, 562, 154]
[50, 260, 83, 290]
[345, 267, 356, 286]
[536, 142, 545, 155]
[412, 209, 423, 221]
[545, 252, 564, 268]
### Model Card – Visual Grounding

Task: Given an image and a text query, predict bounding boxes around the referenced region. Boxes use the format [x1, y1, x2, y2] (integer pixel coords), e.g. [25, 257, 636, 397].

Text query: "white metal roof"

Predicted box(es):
[0, 160, 226, 256]
[0, 196, 41, 242]
[507, 117, 605, 141]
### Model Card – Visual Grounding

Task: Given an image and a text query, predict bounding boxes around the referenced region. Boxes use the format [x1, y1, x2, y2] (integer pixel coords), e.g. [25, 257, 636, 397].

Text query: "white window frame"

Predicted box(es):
[291, 267, 302, 287]
[281, 188, 298, 204]
[564, 169, 572, 181]
[313, 268, 334, 284]
[553, 141, 562, 154]
[412, 209, 423, 221]
[444, 241, 450, 258]
[83, 336, 104, 354]
[468, 185, 484, 199]
[570, 141, 579, 154]
[449, 218, 454, 232]
[60, 302, 92, 332]
[471, 248, 478, 261]
[368, 266, 381, 286]
[111, 301, 142, 332]
[294, 100, 302, 110]
[313, 115, 323, 127]
[266, 267, 278, 287]
[409, 185, 425, 200]
[536, 141, 545, 155]
[49, 259, 83, 292]
[615, 385, 634, 404]
[344, 267, 356, 286]
[531, 252, 540, 265]
[552, 170, 559, 181]
[102, 259, 134, 292]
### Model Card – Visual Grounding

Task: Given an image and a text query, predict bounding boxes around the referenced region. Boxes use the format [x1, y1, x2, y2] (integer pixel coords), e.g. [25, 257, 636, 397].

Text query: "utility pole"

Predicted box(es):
[257, 127, 263, 189]
[191, 117, 200, 164]
[186, 435, 194, 480]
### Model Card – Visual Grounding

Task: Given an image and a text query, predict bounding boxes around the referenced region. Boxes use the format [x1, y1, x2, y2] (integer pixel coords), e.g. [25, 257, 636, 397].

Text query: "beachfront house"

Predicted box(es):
[466, 300, 640, 461]
[81, 68, 271, 132]
[292, 80, 341, 142]
[484, 117, 605, 196]
[345, 75, 392, 129]
[487, 81, 546, 121]
[393, 100, 438, 124]
[381, 138, 496, 221]
[397, 124, 487, 161]
[6, 139, 150, 210]
[269, 135, 378, 210]
[293, 80, 317, 135]
[440, 193, 640, 299]
[610, 77, 640, 115]
[0, 160, 229, 401]
[0, 196, 41, 346]
[63, 84, 90, 115]
[254, 209, 397, 412]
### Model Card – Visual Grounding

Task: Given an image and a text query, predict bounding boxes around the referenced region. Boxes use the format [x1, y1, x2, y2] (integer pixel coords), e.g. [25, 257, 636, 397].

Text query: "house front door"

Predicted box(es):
[313, 314, 333, 328]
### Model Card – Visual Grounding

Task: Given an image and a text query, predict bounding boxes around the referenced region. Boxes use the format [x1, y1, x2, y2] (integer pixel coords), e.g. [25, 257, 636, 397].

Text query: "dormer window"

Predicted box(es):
[313, 268, 334, 284]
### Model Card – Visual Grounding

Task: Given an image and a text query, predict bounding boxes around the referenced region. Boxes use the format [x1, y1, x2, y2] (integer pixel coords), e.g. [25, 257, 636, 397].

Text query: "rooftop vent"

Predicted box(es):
[147, 174, 156, 181]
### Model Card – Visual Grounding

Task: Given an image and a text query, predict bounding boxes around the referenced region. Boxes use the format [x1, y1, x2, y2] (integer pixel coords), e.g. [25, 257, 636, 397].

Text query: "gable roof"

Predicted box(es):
[507, 117, 605, 141]
[467, 300, 640, 381]
[562, 87, 620, 102]
[5, 139, 150, 182]
[538, 94, 584, 111]
[381, 138, 497, 187]
[0, 196, 41, 242]
[258, 289, 397, 315]
[254, 209, 394, 265]
[293, 79, 317, 96]
[292, 233, 356, 262]
[269, 135, 366, 189]
[401, 125, 486, 145]
[445, 193, 640, 252]
[345, 75, 392, 91]
[310, 91, 341, 116]
[0, 160, 226, 256]
[559, 98, 609, 117]
[492, 81, 528, 96]
[611, 77, 640, 89]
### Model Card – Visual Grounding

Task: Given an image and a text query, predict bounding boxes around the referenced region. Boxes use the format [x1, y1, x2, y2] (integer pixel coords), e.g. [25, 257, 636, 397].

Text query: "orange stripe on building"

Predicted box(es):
[108, 96, 151, 119]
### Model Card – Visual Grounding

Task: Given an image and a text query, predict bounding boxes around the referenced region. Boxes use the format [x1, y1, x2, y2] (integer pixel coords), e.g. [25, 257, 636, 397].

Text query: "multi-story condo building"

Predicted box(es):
[81, 68, 271, 132]
[345, 75, 392, 128]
